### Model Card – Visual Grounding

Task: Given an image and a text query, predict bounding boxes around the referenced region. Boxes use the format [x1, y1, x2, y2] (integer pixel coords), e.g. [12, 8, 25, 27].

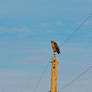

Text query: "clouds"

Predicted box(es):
[0, 27, 33, 40]
[56, 21, 64, 26]
[0, 27, 31, 34]
[0, 70, 37, 92]
[40, 23, 48, 27]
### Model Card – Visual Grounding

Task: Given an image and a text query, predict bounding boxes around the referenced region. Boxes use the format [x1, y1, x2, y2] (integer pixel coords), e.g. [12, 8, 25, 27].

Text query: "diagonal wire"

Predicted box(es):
[61, 13, 92, 47]
[32, 61, 50, 92]
[58, 61, 64, 92]
[61, 65, 92, 90]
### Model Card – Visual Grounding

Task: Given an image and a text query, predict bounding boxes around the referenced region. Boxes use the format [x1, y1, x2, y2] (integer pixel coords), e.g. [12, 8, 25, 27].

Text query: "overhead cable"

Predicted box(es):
[62, 65, 92, 90]
[61, 13, 92, 46]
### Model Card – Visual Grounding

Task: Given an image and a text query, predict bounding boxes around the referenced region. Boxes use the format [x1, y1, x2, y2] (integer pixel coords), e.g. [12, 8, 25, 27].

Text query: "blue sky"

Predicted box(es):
[0, 0, 92, 92]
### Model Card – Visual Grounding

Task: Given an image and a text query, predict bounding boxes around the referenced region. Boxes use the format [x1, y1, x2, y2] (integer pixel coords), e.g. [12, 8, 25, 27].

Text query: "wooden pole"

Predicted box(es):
[50, 57, 58, 92]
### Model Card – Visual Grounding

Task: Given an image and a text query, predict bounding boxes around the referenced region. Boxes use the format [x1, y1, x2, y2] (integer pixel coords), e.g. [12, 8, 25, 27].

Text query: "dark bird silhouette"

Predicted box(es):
[51, 40, 61, 54]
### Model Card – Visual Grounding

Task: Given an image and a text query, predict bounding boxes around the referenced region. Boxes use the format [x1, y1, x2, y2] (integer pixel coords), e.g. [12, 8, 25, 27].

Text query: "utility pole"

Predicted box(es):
[50, 40, 61, 92]
[50, 57, 58, 92]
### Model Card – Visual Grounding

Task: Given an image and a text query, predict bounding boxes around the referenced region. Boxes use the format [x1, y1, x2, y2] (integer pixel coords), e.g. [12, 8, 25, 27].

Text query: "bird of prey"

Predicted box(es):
[51, 40, 61, 55]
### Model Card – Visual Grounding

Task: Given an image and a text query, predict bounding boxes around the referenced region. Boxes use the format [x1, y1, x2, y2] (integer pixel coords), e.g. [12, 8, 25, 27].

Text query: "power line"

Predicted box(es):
[61, 13, 92, 46]
[32, 61, 50, 92]
[61, 65, 92, 90]
[58, 61, 64, 92]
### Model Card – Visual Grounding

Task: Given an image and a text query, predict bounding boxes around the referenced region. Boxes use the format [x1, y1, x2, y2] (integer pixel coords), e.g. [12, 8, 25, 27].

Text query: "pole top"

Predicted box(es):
[52, 57, 58, 62]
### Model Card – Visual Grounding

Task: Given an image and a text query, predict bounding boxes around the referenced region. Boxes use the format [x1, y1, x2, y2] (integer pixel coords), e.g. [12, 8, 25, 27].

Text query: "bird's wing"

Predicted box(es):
[54, 42, 61, 54]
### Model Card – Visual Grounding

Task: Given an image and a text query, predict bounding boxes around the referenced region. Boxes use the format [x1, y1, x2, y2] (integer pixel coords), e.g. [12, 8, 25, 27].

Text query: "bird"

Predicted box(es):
[51, 40, 61, 55]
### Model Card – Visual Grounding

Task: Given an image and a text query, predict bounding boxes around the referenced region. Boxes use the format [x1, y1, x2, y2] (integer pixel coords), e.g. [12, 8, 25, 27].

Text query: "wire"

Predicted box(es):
[61, 65, 92, 90]
[58, 61, 64, 92]
[32, 61, 50, 92]
[61, 13, 92, 47]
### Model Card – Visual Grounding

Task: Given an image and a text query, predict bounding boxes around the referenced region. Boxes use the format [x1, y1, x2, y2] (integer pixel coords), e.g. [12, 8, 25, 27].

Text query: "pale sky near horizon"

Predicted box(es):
[0, 0, 92, 92]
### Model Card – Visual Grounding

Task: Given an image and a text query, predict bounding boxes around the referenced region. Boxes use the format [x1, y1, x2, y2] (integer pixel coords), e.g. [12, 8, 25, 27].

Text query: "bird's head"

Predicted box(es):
[51, 40, 54, 43]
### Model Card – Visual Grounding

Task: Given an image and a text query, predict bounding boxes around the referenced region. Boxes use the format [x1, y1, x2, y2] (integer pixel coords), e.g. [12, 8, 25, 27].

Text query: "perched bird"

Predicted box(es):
[51, 40, 61, 54]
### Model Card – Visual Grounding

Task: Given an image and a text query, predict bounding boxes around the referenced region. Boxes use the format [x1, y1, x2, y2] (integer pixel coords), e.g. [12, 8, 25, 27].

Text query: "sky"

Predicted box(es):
[0, 0, 92, 92]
